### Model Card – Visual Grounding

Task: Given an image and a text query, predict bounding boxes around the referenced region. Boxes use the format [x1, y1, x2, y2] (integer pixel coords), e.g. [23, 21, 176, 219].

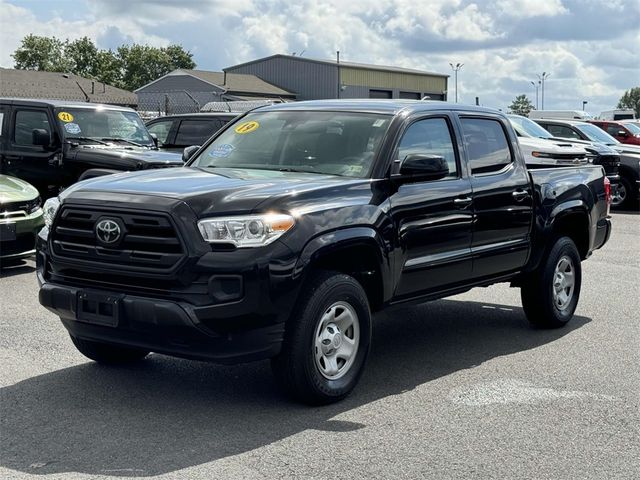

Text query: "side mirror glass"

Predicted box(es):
[32, 129, 51, 147]
[398, 154, 449, 181]
[617, 130, 628, 137]
[182, 145, 200, 162]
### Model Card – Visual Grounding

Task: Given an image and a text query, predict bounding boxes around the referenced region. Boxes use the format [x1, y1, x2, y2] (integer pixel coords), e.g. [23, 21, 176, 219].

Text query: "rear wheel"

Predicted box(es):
[271, 271, 372, 404]
[521, 236, 582, 328]
[70, 335, 149, 364]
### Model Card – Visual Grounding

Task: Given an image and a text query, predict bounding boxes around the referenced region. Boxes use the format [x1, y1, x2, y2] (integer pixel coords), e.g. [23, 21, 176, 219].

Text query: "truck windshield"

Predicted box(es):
[575, 124, 619, 145]
[508, 115, 553, 139]
[55, 108, 154, 147]
[191, 111, 392, 177]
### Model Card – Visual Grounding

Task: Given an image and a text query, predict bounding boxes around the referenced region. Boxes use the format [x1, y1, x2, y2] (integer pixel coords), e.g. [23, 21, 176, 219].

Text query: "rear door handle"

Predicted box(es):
[453, 197, 473, 208]
[512, 190, 531, 202]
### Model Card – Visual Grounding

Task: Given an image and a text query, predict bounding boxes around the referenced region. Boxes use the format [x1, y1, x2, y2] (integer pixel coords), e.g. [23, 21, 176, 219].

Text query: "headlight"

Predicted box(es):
[198, 213, 295, 247]
[43, 197, 60, 227]
[531, 151, 553, 158]
[27, 196, 42, 214]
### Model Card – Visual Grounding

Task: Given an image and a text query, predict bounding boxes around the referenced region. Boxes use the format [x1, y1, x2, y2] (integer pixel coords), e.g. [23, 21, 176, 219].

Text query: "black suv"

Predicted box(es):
[0, 99, 183, 197]
[146, 113, 238, 153]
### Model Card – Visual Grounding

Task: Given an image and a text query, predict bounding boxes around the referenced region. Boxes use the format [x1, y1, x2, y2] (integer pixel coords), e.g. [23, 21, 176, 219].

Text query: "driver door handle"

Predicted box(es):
[453, 197, 473, 208]
[512, 189, 531, 202]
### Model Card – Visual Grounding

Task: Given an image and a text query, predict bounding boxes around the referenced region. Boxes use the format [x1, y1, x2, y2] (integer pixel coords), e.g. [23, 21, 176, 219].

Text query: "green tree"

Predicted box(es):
[11, 35, 196, 92]
[509, 94, 535, 116]
[11, 34, 69, 71]
[617, 87, 640, 118]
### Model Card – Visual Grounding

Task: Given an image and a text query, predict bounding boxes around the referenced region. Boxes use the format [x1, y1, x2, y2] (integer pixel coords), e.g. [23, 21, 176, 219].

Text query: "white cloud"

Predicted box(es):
[1, 0, 638, 115]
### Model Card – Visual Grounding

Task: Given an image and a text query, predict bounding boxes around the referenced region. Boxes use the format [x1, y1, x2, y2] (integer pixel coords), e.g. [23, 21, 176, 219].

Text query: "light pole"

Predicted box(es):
[537, 72, 550, 110]
[530, 80, 540, 109]
[449, 62, 463, 103]
[582, 100, 588, 111]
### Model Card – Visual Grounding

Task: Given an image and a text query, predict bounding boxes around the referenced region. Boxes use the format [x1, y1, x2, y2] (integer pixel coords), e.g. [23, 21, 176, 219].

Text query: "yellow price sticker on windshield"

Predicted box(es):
[58, 111, 74, 122]
[234, 121, 259, 134]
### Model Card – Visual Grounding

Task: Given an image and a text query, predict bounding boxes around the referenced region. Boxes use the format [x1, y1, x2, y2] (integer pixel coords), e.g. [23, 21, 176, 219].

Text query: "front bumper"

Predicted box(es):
[0, 209, 44, 260]
[36, 205, 301, 364]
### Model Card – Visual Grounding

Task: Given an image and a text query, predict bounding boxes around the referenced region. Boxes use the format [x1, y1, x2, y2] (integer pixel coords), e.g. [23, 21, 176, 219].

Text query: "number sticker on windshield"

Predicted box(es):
[234, 121, 259, 134]
[58, 111, 74, 122]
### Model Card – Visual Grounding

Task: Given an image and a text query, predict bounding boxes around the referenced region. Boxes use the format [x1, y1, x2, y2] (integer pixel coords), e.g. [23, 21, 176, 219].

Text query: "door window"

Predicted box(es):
[147, 120, 174, 144]
[460, 118, 513, 175]
[175, 119, 221, 145]
[546, 124, 581, 139]
[606, 124, 623, 137]
[396, 118, 458, 178]
[14, 110, 51, 145]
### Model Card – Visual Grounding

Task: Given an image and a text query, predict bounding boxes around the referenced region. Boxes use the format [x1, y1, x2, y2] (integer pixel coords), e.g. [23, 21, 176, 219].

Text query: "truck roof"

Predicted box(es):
[0, 97, 136, 112]
[257, 99, 501, 116]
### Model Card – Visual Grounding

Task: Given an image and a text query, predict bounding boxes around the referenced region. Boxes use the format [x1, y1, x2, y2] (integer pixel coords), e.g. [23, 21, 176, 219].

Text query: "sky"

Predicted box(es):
[1, 0, 638, 114]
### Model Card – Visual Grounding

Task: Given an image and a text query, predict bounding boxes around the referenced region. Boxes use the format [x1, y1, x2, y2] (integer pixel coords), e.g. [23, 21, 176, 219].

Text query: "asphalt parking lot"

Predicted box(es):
[1, 211, 638, 480]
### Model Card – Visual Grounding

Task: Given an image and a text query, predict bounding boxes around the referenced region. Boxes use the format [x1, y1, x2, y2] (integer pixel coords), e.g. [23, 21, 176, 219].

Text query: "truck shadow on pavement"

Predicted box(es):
[0, 299, 590, 477]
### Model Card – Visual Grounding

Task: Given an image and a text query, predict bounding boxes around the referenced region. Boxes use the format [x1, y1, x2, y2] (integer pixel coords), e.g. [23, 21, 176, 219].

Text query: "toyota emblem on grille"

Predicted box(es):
[95, 219, 122, 244]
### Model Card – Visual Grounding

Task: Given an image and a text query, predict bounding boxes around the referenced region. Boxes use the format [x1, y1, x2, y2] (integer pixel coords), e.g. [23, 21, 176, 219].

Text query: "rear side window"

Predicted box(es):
[175, 119, 222, 145]
[147, 120, 174, 144]
[396, 117, 458, 178]
[460, 118, 513, 175]
[14, 110, 51, 145]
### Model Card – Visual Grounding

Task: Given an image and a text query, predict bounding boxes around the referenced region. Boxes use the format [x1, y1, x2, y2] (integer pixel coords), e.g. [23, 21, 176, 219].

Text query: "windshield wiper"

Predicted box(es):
[100, 137, 146, 147]
[66, 136, 109, 145]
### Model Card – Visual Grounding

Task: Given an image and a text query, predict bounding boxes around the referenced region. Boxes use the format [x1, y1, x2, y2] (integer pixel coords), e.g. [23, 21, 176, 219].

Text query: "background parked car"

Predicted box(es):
[590, 120, 640, 146]
[0, 174, 43, 264]
[534, 118, 640, 209]
[146, 113, 238, 153]
[0, 99, 183, 198]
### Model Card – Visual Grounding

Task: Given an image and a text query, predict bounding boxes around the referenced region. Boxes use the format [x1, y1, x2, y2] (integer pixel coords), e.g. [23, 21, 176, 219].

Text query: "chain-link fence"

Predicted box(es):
[137, 91, 289, 120]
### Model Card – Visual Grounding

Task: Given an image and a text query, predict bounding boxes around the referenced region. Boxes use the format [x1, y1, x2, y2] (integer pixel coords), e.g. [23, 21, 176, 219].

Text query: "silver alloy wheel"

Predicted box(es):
[314, 301, 360, 380]
[552, 255, 575, 311]
[611, 183, 627, 206]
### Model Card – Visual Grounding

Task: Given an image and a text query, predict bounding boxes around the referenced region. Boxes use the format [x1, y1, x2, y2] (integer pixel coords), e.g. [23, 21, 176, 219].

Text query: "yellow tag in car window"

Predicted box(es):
[58, 111, 74, 122]
[234, 121, 259, 134]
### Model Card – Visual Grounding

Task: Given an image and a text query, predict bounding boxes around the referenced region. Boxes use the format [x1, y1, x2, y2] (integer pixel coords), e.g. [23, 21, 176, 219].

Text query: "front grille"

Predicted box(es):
[51, 207, 184, 270]
[594, 154, 620, 176]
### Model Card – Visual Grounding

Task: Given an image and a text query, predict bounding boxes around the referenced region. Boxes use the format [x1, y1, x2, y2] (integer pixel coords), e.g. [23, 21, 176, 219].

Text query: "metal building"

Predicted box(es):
[225, 54, 449, 101]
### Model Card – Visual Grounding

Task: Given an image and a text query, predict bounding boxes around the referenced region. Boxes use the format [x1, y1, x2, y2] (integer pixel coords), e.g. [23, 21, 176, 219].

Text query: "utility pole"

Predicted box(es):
[449, 63, 463, 103]
[537, 72, 550, 110]
[336, 51, 341, 99]
[582, 100, 588, 111]
[530, 80, 540, 109]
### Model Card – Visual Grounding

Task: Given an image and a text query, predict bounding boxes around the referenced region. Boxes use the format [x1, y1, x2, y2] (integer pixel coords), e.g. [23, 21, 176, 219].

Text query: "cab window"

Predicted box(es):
[147, 120, 174, 144]
[14, 110, 51, 146]
[460, 118, 513, 175]
[396, 117, 458, 178]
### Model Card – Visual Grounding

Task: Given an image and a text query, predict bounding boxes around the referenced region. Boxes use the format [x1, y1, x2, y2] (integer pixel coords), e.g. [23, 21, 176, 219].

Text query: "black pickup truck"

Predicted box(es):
[0, 99, 183, 197]
[37, 100, 612, 404]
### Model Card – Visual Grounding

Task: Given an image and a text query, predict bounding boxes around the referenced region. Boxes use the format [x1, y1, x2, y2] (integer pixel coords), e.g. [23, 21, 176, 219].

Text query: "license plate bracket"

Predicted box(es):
[0, 223, 17, 242]
[77, 291, 122, 327]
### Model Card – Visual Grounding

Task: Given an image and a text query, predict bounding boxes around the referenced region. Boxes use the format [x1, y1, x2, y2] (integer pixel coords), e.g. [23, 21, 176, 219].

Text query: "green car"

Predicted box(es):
[0, 175, 44, 263]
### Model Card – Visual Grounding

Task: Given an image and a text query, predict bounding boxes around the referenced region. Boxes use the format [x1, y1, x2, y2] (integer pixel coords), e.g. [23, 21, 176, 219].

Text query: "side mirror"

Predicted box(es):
[32, 129, 51, 147]
[398, 154, 449, 181]
[617, 130, 628, 137]
[149, 133, 159, 148]
[182, 145, 200, 162]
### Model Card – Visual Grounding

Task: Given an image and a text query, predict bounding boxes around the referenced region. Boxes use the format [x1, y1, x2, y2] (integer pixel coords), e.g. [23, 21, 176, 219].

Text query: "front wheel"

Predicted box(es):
[271, 272, 372, 405]
[521, 236, 582, 328]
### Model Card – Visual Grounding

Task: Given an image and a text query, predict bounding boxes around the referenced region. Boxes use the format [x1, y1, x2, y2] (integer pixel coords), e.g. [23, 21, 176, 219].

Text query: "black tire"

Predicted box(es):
[611, 175, 638, 210]
[70, 335, 149, 364]
[271, 271, 372, 405]
[521, 236, 582, 328]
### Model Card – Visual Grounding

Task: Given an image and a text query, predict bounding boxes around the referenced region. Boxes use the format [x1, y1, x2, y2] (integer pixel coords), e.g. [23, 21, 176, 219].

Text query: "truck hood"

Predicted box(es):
[61, 167, 368, 216]
[70, 144, 184, 166]
[518, 137, 587, 155]
[0, 174, 39, 203]
[612, 143, 640, 156]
